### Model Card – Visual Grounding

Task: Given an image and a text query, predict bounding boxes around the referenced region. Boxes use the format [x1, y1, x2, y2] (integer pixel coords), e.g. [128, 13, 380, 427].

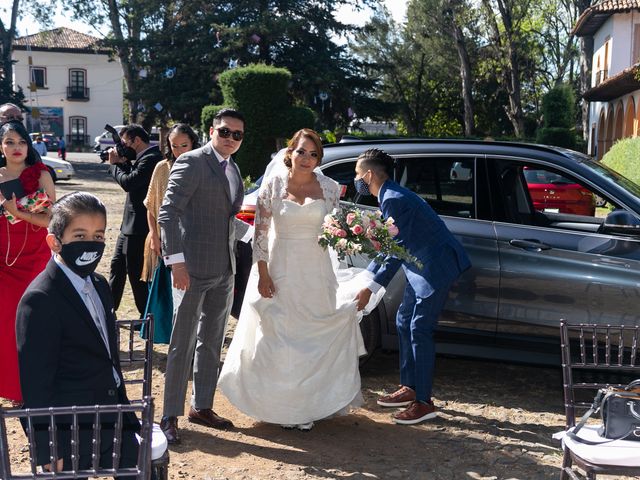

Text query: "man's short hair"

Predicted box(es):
[212, 109, 245, 129]
[119, 124, 150, 144]
[357, 148, 395, 177]
[49, 192, 107, 239]
[0, 103, 24, 124]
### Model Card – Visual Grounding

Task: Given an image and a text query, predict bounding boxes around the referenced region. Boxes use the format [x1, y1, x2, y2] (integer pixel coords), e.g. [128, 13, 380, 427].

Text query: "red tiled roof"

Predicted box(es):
[573, 0, 640, 36]
[13, 27, 109, 53]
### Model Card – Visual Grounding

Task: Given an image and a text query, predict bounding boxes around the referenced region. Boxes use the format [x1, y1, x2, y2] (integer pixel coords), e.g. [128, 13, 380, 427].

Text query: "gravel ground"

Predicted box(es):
[1, 152, 633, 480]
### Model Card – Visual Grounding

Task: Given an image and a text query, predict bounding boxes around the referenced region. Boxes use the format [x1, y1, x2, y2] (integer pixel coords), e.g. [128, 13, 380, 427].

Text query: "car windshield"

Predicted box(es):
[574, 154, 640, 198]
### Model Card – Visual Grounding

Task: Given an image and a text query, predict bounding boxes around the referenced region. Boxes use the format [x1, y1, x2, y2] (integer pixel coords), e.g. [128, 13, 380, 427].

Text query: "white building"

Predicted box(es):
[574, 0, 640, 160]
[12, 27, 123, 148]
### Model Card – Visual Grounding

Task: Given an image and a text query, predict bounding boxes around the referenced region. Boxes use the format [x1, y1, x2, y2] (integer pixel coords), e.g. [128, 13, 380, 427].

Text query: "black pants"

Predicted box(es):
[109, 233, 148, 315]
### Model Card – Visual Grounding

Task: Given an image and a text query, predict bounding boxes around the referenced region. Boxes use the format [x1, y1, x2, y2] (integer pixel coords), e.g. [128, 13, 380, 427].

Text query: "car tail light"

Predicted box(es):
[236, 205, 256, 225]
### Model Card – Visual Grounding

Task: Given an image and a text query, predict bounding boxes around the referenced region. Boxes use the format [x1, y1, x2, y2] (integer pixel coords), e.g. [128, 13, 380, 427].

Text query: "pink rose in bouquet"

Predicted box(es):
[318, 205, 422, 268]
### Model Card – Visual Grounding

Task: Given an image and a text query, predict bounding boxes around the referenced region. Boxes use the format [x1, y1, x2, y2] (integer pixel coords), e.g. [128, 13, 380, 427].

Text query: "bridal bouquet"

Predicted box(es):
[318, 206, 422, 268]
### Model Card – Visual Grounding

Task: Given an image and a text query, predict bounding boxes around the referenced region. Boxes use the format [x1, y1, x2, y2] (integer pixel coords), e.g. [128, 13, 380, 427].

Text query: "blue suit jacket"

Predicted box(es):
[367, 180, 471, 298]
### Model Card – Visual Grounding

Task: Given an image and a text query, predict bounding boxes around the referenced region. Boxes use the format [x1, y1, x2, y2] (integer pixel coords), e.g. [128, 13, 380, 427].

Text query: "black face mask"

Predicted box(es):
[58, 240, 105, 277]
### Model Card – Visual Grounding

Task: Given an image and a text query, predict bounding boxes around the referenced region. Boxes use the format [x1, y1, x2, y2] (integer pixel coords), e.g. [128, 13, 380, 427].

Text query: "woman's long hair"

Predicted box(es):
[0, 121, 41, 168]
[164, 123, 200, 162]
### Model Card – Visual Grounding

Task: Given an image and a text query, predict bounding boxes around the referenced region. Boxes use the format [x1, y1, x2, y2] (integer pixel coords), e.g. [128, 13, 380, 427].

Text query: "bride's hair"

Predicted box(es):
[283, 128, 323, 169]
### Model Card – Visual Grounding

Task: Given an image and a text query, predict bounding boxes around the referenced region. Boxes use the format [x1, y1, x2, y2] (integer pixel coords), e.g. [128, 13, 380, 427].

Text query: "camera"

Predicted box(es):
[98, 124, 136, 163]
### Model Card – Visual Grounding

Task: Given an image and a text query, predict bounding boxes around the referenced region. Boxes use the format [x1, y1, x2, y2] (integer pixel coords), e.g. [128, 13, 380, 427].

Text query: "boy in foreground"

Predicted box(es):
[16, 191, 140, 474]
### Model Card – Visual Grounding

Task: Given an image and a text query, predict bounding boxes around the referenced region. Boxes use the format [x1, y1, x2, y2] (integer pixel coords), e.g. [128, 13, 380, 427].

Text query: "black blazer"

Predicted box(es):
[16, 259, 139, 464]
[109, 145, 162, 235]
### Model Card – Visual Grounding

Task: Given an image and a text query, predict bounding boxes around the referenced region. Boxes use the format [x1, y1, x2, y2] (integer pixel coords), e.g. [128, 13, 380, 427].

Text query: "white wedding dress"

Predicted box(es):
[218, 171, 370, 425]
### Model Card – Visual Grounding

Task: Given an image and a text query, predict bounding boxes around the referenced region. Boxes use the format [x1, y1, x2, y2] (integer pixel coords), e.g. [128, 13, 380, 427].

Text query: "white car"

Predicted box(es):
[42, 156, 75, 181]
[93, 125, 160, 152]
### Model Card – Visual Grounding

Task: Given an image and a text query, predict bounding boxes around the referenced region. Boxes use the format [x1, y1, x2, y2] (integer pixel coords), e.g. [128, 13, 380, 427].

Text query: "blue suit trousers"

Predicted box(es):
[396, 282, 451, 402]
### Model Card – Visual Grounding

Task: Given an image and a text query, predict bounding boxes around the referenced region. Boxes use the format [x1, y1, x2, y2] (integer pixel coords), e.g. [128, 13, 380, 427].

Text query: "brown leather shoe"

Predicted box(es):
[377, 386, 416, 407]
[160, 416, 180, 444]
[188, 407, 234, 430]
[392, 401, 437, 425]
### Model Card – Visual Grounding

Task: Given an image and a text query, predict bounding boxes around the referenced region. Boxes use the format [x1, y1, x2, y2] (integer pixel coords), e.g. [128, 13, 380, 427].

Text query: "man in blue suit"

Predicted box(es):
[355, 148, 470, 425]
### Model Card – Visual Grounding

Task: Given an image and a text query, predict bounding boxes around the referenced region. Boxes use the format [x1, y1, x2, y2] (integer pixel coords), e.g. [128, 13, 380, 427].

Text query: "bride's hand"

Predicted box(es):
[258, 273, 276, 298]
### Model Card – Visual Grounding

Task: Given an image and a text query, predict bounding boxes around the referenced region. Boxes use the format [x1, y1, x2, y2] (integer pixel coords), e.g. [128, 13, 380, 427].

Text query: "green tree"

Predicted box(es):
[209, 0, 376, 131]
[351, 9, 437, 135]
[536, 83, 577, 148]
[407, 0, 477, 136]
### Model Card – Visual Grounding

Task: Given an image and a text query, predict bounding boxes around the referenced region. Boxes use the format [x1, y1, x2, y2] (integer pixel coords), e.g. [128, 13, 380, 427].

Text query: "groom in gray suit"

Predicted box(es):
[158, 109, 251, 443]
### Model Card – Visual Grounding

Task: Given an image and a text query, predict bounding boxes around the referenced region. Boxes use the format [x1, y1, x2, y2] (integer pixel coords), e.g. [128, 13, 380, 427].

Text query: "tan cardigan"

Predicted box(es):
[141, 159, 172, 281]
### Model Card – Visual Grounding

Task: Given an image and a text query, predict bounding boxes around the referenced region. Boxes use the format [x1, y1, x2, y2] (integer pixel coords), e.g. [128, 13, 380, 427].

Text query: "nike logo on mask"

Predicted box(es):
[76, 251, 100, 266]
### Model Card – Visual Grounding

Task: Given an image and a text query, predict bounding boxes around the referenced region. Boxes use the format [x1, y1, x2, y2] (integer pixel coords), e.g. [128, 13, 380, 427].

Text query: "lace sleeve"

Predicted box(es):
[318, 173, 340, 213]
[252, 176, 274, 263]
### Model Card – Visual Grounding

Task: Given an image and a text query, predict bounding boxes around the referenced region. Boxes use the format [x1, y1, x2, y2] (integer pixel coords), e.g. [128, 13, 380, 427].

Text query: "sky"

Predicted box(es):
[12, 0, 408, 38]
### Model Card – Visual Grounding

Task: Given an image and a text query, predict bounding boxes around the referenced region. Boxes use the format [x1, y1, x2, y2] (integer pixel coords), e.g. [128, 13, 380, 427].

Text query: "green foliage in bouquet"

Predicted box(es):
[318, 206, 422, 269]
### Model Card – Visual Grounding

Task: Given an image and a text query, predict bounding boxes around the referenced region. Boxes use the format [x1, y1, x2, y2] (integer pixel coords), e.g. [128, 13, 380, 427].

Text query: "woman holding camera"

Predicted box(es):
[0, 121, 55, 403]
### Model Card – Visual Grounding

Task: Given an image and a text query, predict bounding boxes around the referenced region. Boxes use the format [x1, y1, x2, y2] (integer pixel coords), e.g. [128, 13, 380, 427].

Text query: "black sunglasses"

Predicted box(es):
[216, 127, 244, 141]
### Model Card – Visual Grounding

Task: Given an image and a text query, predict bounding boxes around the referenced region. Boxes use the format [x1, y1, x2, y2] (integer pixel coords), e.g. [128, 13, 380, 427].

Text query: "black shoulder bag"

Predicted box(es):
[567, 379, 640, 445]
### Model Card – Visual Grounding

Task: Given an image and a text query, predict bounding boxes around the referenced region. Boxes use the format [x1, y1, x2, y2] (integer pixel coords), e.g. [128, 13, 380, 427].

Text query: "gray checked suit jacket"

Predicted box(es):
[158, 142, 249, 278]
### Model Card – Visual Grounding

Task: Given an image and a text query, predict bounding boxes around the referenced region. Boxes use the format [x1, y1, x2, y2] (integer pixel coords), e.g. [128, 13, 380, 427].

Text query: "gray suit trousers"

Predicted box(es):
[163, 272, 234, 417]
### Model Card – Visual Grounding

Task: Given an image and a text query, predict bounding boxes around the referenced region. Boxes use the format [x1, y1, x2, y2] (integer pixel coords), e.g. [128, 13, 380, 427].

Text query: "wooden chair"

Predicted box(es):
[116, 314, 155, 398]
[558, 320, 640, 479]
[116, 314, 169, 480]
[0, 396, 154, 479]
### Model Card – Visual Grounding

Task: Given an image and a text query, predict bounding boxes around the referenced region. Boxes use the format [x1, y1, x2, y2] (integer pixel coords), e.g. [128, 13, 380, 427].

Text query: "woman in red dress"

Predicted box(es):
[0, 121, 55, 403]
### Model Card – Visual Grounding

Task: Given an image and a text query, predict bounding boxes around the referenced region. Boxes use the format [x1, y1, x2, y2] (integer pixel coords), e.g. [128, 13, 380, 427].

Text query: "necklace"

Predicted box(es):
[5, 219, 28, 267]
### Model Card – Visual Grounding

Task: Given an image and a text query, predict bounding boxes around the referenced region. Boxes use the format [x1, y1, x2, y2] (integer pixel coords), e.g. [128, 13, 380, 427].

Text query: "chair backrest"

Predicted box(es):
[560, 320, 640, 428]
[0, 396, 154, 480]
[116, 314, 154, 398]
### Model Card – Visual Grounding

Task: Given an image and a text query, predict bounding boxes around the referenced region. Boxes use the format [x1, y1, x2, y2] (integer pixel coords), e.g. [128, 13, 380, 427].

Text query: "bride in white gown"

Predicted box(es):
[218, 129, 372, 430]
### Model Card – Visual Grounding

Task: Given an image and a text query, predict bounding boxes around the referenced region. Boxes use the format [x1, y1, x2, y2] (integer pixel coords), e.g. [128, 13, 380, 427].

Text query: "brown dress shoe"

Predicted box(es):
[188, 407, 234, 430]
[377, 386, 416, 407]
[160, 416, 180, 444]
[392, 401, 437, 425]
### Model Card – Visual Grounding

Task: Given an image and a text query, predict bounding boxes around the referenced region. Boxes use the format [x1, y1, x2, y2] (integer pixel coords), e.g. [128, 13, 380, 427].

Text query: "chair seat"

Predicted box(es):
[136, 423, 168, 461]
[558, 425, 640, 467]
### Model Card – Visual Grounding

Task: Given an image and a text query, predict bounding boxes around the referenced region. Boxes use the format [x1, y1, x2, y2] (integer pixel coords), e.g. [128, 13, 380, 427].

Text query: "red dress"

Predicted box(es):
[0, 163, 51, 402]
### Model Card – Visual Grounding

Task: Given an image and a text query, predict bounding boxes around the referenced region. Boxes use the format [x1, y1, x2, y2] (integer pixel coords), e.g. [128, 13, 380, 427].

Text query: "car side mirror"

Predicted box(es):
[600, 210, 640, 236]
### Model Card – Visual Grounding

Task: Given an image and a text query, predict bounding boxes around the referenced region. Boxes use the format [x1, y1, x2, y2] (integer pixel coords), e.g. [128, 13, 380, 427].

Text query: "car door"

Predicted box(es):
[398, 155, 500, 338]
[490, 158, 640, 346]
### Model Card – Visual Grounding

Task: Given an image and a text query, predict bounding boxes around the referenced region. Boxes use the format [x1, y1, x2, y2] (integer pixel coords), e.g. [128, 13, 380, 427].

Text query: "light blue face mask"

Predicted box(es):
[354, 175, 371, 196]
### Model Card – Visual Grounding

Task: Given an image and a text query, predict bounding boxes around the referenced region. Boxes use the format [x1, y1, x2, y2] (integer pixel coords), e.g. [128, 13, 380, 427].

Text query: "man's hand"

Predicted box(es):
[171, 262, 190, 290]
[355, 287, 373, 311]
[108, 147, 125, 165]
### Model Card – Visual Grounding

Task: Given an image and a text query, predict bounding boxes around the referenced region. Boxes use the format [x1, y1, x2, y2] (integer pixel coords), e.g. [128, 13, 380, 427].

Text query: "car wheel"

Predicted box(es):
[47, 166, 58, 183]
[359, 307, 381, 366]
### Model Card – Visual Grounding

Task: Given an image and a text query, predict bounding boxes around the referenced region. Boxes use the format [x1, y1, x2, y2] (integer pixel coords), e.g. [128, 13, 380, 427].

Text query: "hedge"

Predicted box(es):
[201, 64, 315, 178]
[602, 136, 640, 185]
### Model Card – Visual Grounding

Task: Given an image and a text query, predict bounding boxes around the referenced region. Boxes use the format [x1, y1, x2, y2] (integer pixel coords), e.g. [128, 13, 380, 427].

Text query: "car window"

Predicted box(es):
[492, 160, 640, 236]
[401, 157, 475, 219]
[321, 160, 378, 207]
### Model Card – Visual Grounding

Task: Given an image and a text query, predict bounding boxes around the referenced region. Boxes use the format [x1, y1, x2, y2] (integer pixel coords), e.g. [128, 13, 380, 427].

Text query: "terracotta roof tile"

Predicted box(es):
[13, 27, 108, 53]
[573, 0, 640, 36]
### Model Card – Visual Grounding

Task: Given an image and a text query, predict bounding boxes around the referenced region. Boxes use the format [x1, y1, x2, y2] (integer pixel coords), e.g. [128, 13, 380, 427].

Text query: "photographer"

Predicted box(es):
[108, 124, 162, 316]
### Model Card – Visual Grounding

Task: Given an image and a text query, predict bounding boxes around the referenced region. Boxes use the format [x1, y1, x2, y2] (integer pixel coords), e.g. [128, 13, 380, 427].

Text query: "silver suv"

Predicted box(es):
[234, 139, 640, 364]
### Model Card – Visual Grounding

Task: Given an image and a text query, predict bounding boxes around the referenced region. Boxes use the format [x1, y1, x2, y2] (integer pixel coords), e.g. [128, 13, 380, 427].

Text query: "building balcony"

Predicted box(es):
[66, 86, 90, 101]
[595, 69, 608, 86]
